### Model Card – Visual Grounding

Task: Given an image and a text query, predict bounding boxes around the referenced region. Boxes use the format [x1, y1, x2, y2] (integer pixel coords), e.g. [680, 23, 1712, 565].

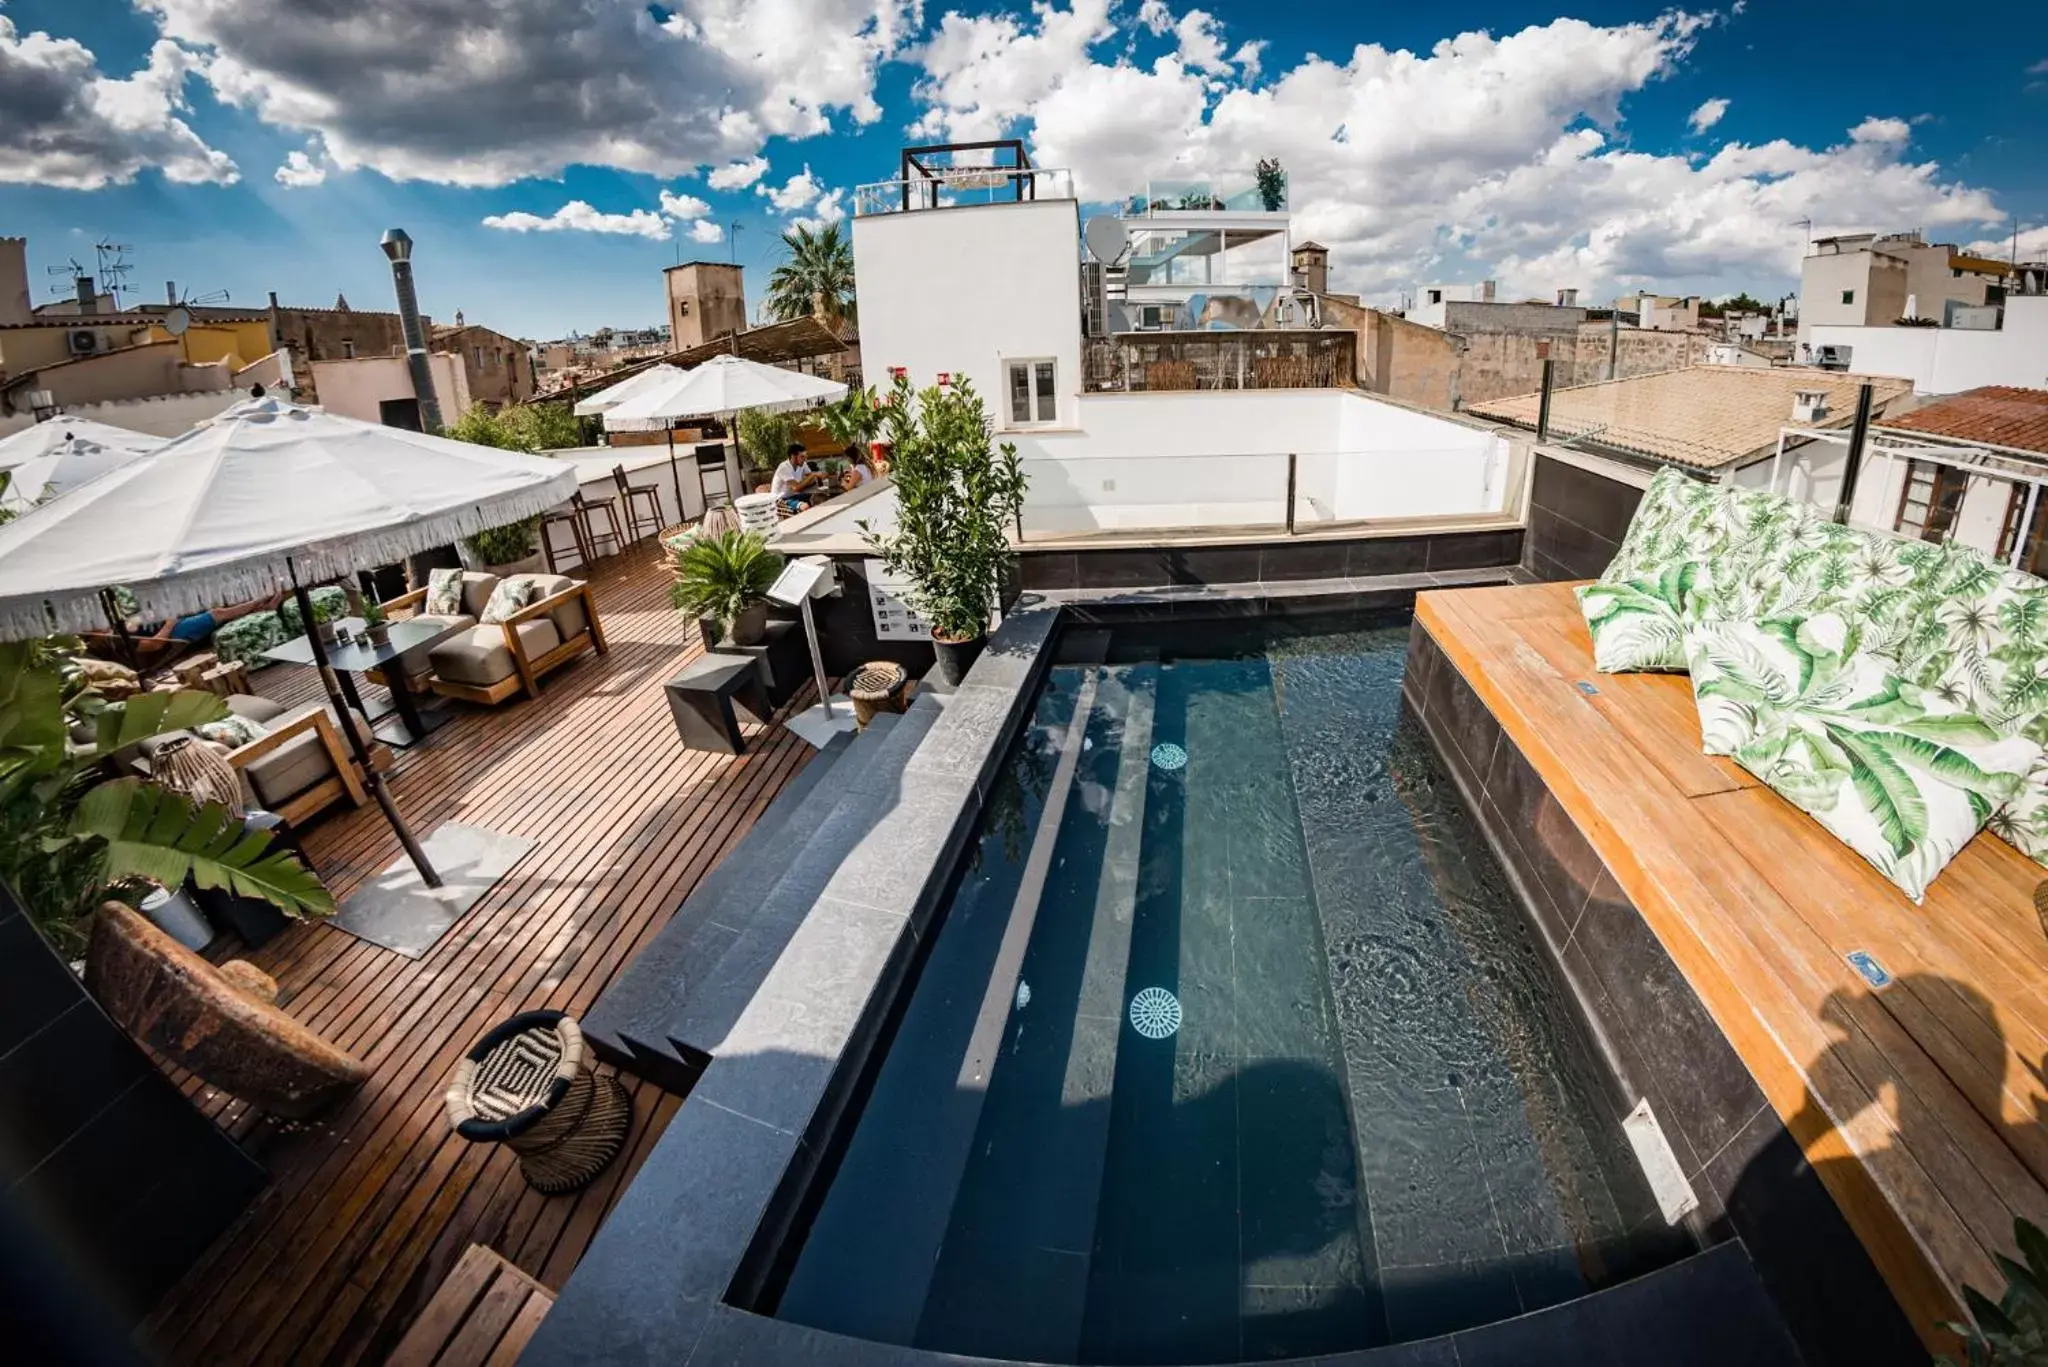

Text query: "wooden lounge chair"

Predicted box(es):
[423, 573, 608, 707]
[85, 901, 368, 1119]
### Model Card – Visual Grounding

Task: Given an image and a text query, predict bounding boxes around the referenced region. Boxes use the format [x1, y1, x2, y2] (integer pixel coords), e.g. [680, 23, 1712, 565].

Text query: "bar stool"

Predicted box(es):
[574, 490, 627, 560]
[612, 465, 665, 544]
[542, 505, 591, 573]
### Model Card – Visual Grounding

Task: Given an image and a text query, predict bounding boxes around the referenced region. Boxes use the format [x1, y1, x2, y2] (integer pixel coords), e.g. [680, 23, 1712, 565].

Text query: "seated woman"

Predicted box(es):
[839, 448, 876, 494]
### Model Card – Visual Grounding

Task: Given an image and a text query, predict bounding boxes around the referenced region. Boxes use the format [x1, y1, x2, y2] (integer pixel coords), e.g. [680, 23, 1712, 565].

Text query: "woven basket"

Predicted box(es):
[848, 661, 910, 727]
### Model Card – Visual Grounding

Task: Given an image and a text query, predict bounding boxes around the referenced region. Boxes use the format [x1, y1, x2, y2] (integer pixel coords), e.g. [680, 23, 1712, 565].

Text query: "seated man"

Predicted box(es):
[769, 443, 826, 515]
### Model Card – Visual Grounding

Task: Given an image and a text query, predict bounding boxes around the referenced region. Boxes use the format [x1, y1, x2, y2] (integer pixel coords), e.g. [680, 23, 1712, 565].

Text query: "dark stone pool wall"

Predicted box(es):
[1404, 619, 1927, 1367]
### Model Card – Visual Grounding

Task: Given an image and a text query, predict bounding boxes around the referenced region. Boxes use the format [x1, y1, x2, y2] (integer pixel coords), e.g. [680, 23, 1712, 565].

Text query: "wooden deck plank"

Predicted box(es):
[1418, 581, 2048, 1352]
[143, 546, 821, 1366]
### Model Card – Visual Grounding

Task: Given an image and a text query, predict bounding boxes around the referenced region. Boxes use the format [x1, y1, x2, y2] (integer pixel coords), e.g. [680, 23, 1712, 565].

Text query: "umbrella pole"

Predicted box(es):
[666, 426, 685, 524]
[100, 589, 139, 670]
[288, 561, 442, 888]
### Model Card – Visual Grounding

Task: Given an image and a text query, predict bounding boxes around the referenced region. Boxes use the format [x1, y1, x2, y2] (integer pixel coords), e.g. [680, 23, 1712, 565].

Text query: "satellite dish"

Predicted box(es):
[164, 306, 191, 336]
[1083, 216, 1127, 265]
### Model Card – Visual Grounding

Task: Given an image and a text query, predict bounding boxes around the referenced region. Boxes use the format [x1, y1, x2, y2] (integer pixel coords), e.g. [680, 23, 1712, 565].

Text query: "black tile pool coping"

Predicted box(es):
[522, 578, 1812, 1367]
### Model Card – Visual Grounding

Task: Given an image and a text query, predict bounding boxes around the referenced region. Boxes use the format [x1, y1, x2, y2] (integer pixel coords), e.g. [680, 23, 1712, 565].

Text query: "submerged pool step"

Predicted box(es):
[583, 705, 933, 1093]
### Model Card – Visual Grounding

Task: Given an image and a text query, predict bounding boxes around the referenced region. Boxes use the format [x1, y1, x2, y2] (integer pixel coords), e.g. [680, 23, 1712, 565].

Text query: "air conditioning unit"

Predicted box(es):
[67, 329, 99, 356]
[1812, 344, 1852, 372]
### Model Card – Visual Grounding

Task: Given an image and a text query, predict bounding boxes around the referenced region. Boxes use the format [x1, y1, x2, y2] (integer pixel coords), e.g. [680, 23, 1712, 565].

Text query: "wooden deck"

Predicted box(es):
[141, 546, 820, 1367]
[1418, 581, 2048, 1350]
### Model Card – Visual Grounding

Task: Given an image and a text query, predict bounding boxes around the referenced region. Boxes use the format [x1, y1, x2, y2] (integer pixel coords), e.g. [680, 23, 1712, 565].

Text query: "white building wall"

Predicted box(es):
[853, 199, 1083, 428]
[0, 388, 246, 442]
[1799, 251, 1882, 341]
[1807, 297, 2048, 394]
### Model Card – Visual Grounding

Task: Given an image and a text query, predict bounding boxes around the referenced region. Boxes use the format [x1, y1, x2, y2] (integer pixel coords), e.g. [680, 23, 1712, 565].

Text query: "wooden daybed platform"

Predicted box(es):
[1416, 580, 2048, 1352]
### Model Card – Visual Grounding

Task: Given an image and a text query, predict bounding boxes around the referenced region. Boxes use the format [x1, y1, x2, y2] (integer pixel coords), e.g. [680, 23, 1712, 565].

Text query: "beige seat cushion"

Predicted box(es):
[457, 572, 501, 620]
[390, 613, 476, 679]
[227, 694, 287, 724]
[237, 704, 371, 810]
[521, 573, 588, 642]
[241, 732, 332, 810]
[429, 619, 561, 688]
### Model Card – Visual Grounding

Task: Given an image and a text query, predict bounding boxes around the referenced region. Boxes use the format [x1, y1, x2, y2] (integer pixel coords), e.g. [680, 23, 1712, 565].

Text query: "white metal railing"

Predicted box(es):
[854, 168, 1074, 216]
[1766, 424, 2048, 569]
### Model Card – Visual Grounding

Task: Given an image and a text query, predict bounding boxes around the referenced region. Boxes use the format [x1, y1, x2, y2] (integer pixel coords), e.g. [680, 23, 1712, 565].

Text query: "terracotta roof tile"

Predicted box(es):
[1878, 387, 2048, 456]
[1467, 365, 1914, 469]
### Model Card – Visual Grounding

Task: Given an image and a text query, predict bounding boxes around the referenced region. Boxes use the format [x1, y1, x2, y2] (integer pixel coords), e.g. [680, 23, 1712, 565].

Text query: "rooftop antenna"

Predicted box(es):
[94, 240, 135, 309]
[730, 222, 743, 266]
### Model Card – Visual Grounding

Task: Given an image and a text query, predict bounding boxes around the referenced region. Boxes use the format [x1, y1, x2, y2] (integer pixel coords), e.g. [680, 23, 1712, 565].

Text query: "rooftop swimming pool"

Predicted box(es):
[770, 611, 1692, 1363]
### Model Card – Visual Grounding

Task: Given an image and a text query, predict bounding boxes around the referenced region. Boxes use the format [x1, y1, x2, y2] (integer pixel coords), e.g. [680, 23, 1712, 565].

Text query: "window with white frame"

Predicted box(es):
[1004, 357, 1058, 426]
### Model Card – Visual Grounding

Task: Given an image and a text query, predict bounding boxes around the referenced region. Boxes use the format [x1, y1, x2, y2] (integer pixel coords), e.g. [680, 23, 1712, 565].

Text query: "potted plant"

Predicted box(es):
[458, 515, 545, 577]
[670, 529, 785, 647]
[821, 385, 884, 465]
[361, 598, 391, 646]
[861, 372, 1028, 685]
[737, 408, 799, 487]
[0, 638, 334, 960]
[1255, 157, 1288, 212]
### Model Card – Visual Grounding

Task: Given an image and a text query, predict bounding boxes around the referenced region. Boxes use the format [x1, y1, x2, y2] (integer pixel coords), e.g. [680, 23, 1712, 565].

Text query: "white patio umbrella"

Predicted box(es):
[571, 362, 682, 418]
[0, 396, 580, 885]
[600, 354, 848, 513]
[0, 418, 164, 511]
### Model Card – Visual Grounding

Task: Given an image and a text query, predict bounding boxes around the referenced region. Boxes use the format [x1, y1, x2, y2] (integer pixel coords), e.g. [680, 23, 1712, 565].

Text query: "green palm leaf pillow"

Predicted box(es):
[1579, 468, 1811, 673]
[1684, 614, 2040, 903]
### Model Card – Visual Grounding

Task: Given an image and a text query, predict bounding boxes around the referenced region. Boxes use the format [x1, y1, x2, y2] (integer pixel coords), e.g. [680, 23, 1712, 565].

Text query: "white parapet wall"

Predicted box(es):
[1807, 296, 2048, 395]
[0, 387, 250, 441]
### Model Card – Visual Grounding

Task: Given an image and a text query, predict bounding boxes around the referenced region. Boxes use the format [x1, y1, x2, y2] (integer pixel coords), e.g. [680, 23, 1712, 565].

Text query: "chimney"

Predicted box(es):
[167, 280, 178, 305]
[1556, 287, 1579, 308]
[75, 275, 97, 315]
[1792, 388, 1830, 423]
[1479, 280, 1497, 303]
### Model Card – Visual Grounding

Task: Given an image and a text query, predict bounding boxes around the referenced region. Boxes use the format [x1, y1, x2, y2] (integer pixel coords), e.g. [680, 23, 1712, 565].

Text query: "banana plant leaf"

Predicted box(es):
[70, 778, 335, 919]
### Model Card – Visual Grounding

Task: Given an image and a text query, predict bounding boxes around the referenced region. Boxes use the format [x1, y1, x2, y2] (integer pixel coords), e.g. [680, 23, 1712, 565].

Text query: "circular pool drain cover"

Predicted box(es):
[1128, 987, 1182, 1040]
[1150, 742, 1187, 772]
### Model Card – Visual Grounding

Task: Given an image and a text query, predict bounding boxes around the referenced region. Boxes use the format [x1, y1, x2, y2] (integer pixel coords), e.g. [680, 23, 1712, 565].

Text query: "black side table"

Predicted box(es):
[664, 654, 769, 754]
[720, 619, 809, 709]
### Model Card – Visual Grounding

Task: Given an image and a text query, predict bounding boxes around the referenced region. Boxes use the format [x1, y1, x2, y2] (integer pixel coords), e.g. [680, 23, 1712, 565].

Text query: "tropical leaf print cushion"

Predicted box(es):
[1579, 468, 1811, 673]
[1683, 614, 2040, 902]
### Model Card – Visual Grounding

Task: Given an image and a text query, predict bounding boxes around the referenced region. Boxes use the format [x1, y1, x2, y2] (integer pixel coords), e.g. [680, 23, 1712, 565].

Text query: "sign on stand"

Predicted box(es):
[864, 559, 931, 641]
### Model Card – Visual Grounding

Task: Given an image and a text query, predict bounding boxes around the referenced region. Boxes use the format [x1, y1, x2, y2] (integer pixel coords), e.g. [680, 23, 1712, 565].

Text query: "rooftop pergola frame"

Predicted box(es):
[896, 140, 1036, 212]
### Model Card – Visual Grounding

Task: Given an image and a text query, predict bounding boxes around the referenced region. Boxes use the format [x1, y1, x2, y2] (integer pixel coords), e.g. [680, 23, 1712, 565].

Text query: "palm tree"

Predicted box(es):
[764, 223, 856, 326]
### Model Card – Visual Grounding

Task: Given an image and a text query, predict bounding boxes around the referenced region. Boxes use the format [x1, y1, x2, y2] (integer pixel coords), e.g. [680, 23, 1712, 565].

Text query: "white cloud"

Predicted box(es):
[141, 0, 915, 186]
[1687, 97, 1728, 133]
[1230, 40, 1266, 82]
[0, 17, 237, 188]
[659, 189, 712, 219]
[760, 164, 824, 211]
[708, 154, 770, 189]
[482, 200, 671, 240]
[1968, 224, 2048, 261]
[789, 187, 846, 232]
[908, 6, 2006, 301]
[273, 148, 325, 187]
[2029, 57, 2048, 75]
[688, 218, 726, 243]
[1850, 115, 1911, 144]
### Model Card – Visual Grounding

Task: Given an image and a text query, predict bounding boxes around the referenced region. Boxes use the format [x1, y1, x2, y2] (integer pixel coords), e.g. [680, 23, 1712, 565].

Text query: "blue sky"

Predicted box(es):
[2, 1, 2043, 339]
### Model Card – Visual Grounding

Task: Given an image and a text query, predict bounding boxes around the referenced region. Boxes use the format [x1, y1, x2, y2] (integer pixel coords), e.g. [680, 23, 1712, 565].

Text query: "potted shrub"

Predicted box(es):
[361, 598, 391, 647]
[458, 515, 545, 577]
[0, 638, 333, 960]
[737, 408, 799, 488]
[821, 385, 885, 465]
[670, 529, 785, 647]
[861, 372, 1028, 685]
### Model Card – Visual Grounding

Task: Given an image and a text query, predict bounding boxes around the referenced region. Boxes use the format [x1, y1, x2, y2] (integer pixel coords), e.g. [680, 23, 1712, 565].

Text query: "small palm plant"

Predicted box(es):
[1939, 1217, 2048, 1365]
[670, 530, 784, 646]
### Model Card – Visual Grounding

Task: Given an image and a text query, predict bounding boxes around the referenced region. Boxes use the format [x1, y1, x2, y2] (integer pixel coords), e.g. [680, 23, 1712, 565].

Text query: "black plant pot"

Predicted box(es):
[932, 632, 986, 686]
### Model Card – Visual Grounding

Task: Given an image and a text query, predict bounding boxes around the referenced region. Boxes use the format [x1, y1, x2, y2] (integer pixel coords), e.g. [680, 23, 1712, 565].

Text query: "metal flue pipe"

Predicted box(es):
[380, 229, 443, 433]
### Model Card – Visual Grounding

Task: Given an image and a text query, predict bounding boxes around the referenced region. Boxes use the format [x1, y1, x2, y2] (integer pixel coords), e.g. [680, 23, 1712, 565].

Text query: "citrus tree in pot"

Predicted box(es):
[671, 529, 785, 647]
[860, 372, 1027, 685]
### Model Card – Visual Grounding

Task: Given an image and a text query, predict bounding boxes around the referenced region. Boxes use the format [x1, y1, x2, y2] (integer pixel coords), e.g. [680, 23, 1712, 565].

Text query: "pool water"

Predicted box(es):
[775, 613, 1688, 1364]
